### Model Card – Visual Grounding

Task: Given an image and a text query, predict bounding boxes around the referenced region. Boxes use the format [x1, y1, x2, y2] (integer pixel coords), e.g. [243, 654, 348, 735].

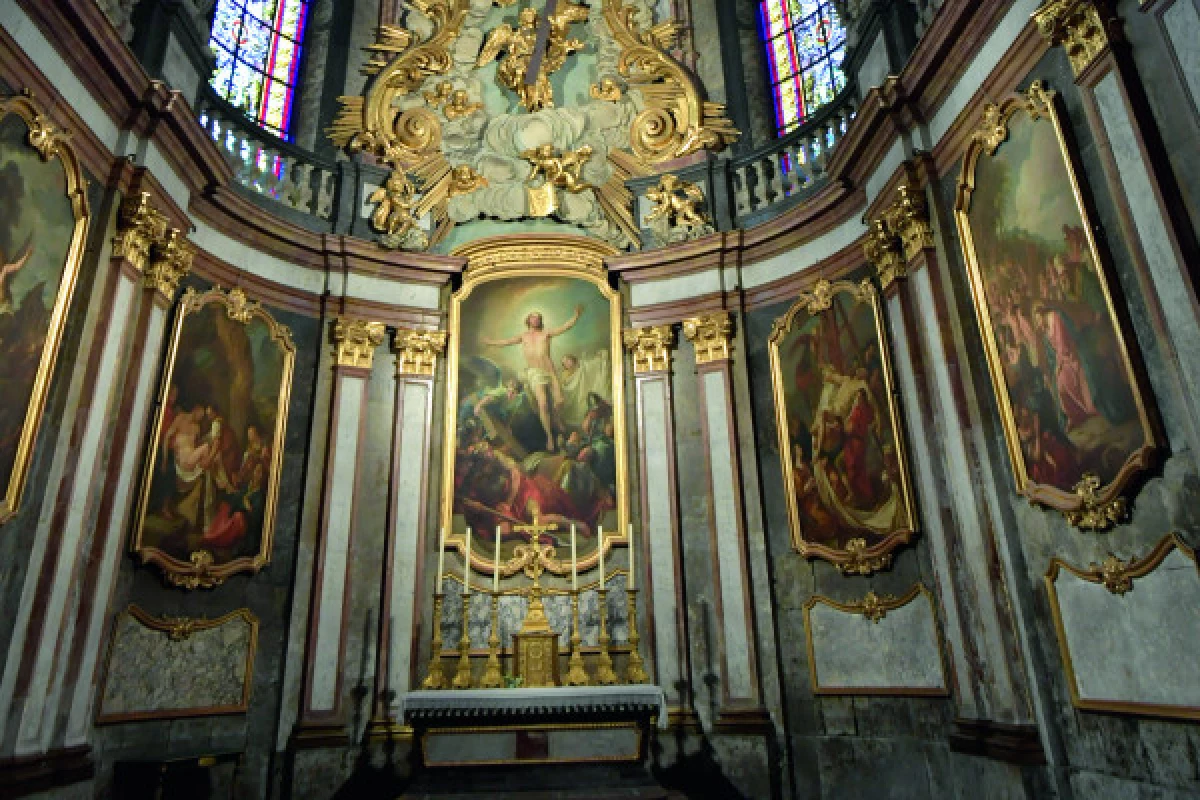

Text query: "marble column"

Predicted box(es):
[1037, 0, 1200, 458]
[622, 325, 689, 713]
[296, 317, 385, 741]
[866, 178, 1054, 767]
[59, 199, 191, 750]
[0, 192, 190, 757]
[371, 327, 446, 728]
[681, 312, 765, 725]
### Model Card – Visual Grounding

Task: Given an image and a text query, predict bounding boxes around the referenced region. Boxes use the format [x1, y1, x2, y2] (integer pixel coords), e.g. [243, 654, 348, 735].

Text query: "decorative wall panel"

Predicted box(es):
[803, 584, 948, 695]
[97, 605, 258, 722]
[1046, 534, 1200, 720]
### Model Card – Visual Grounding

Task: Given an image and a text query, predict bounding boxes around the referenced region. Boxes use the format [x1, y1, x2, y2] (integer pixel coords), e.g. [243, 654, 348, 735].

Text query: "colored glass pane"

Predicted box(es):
[207, 0, 309, 140]
[758, 0, 847, 135]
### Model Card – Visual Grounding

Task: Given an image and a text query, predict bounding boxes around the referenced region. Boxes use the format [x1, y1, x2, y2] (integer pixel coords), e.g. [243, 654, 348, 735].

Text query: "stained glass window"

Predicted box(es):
[208, 0, 309, 140]
[758, 0, 847, 136]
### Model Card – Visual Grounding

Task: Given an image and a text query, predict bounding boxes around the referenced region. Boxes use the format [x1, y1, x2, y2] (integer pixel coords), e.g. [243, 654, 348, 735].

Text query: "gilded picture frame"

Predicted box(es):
[954, 82, 1160, 529]
[0, 92, 90, 525]
[131, 287, 294, 589]
[442, 236, 630, 577]
[802, 583, 950, 697]
[767, 277, 918, 575]
[1044, 533, 1200, 721]
[96, 604, 258, 723]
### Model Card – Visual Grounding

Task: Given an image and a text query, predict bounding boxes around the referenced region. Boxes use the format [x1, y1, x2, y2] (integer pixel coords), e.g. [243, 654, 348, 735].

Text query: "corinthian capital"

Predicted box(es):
[682, 312, 733, 365]
[334, 317, 386, 369]
[622, 325, 675, 374]
[1033, 0, 1117, 77]
[394, 327, 447, 376]
[113, 192, 168, 273]
[144, 228, 194, 298]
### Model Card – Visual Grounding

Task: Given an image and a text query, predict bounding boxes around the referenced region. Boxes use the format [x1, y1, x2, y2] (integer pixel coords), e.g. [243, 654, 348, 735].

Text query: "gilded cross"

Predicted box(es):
[513, 513, 559, 542]
[525, 0, 559, 89]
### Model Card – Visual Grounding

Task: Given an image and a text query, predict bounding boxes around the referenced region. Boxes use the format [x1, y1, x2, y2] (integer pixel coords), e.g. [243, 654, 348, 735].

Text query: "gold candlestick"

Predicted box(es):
[624, 587, 649, 684]
[421, 593, 447, 689]
[564, 590, 590, 686]
[593, 588, 619, 685]
[451, 590, 473, 689]
[480, 592, 505, 688]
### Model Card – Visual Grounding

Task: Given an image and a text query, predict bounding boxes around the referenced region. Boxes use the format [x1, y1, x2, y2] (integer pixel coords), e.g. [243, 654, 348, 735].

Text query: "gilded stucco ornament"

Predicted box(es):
[329, 0, 735, 251]
[622, 324, 675, 374]
[476, 1, 590, 112]
[113, 192, 169, 272]
[394, 327, 448, 377]
[334, 317, 387, 369]
[144, 228, 195, 299]
[863, 219, 906, 290]
[644, 174, 714, 246]
[521, 143, 595, 217]
[838, 538, 894, 576]
[1033, 0, 1116, 77]
[368, 169, 429, 251]
[1063, 472, 1128, 530]
[682, 311, 733, 364]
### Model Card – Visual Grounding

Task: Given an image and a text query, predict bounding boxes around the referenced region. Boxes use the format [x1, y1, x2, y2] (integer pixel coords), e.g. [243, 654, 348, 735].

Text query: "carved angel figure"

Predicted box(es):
[368, 169, 430, 250]
[644, 174, 713, 244]
[520, 143, 594, 193]
[476, 2, 590, 112]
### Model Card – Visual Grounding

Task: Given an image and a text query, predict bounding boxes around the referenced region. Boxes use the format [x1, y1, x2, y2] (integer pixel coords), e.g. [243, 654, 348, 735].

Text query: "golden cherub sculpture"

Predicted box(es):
[644, 173, 714, 245]
[476, 2, 590, 112]
[521, 143, 595, 194]
[367, 169, 429, 250]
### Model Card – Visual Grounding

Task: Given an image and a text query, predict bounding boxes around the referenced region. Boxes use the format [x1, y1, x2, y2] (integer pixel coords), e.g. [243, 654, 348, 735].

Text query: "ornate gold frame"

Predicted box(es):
[1044, 532, 1200, 720]
[954, 82, 1160, 529]
[767, 278, 918, 574]
[441, 235, 630, 577]
[96, 604, 258, 723]
[0, 92, 90, 525]
[131, 287, 295, 588]
[802, 583, 949, 696]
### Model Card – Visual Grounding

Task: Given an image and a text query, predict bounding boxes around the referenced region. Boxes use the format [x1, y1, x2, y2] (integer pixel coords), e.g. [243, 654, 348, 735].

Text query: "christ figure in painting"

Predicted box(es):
[481, 305, 584, 452]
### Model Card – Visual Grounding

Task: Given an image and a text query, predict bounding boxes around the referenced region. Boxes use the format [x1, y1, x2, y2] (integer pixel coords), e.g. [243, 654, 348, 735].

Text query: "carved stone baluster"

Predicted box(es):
[732, 166, 751, 217]
[292, 163, 315, 213]
[767, 151, 785, 206]
[751, 160, 770, 211]
[276, 155, 299, 207]
[261, 148, 284, 199]
[315, 169, 336, 220]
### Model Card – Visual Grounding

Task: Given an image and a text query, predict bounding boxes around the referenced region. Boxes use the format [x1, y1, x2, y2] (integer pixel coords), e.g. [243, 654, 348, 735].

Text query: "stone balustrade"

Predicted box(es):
[196, 90, 339, 223]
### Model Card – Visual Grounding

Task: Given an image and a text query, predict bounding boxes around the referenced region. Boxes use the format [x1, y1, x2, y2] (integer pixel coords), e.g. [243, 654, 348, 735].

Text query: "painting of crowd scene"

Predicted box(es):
[769, 278, 914, 557]
[0, 107, 85, 519]
[960, 109, 1153, 495]
[448, 274, 622, 569]
[133, 290, 293, 580]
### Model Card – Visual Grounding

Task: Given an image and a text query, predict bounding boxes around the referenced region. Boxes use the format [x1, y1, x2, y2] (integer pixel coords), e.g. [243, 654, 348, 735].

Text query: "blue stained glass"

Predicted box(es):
[759, 0, 847, 135]
[208, 0, 309, 140]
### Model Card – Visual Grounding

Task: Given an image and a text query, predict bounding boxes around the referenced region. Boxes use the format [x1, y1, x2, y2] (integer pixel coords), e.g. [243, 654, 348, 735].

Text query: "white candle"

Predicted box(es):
[571, 524, 578, 591]
[436, 528, 446, 591]
[598, 525, 605, 590]
[628, 522, 635, 590]
[464, 526, 472, 593]
[494, 525, 501, 592]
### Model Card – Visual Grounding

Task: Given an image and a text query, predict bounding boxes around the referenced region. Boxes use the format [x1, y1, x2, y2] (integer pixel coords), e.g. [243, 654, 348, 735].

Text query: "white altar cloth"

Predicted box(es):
[398, 685, 669, 729]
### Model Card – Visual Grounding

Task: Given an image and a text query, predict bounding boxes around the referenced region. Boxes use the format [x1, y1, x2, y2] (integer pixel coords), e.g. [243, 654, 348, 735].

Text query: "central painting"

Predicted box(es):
[442, 239, 628, 576]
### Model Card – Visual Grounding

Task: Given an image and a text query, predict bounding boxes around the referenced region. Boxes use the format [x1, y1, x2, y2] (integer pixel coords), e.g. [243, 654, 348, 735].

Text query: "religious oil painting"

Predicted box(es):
[768, 277, 916, 574]
[955, 83, 1159, 528]
[132, 288, 294, 589]
[442, 263, 629, 577]
[0, 94, 89, 525]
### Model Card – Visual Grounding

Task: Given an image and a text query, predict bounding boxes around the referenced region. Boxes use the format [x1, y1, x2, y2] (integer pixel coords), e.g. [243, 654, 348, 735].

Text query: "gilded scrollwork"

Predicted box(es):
[1063, 472, 1128, 530]
[604, 1, 739, 163]
[113, 192, 168, 272]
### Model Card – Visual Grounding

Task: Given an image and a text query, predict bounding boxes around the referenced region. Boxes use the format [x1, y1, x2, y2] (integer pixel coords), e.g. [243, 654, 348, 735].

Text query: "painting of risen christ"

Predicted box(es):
[444, 270, 627, 574]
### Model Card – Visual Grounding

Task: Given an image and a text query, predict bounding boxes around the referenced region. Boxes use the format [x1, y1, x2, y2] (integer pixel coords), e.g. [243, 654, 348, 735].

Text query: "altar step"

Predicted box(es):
[400, 763, 682, 800]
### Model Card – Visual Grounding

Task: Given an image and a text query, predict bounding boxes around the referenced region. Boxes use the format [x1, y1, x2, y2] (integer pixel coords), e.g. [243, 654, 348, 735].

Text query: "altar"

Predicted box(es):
[400, 686, 667, 767]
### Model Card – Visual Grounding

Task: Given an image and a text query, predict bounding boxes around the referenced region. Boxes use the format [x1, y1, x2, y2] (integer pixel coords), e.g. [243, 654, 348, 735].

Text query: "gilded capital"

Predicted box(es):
[334, 317, 386, 369]
[863, 219, 907, 291]
[622, 325, 675, 374]
[144, 228, 194, 298]
[394, 327, 447, 376]
[113, 192, 168, 272]
[1033, 0, 1115, 77]
[682, 311, 733, 365]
